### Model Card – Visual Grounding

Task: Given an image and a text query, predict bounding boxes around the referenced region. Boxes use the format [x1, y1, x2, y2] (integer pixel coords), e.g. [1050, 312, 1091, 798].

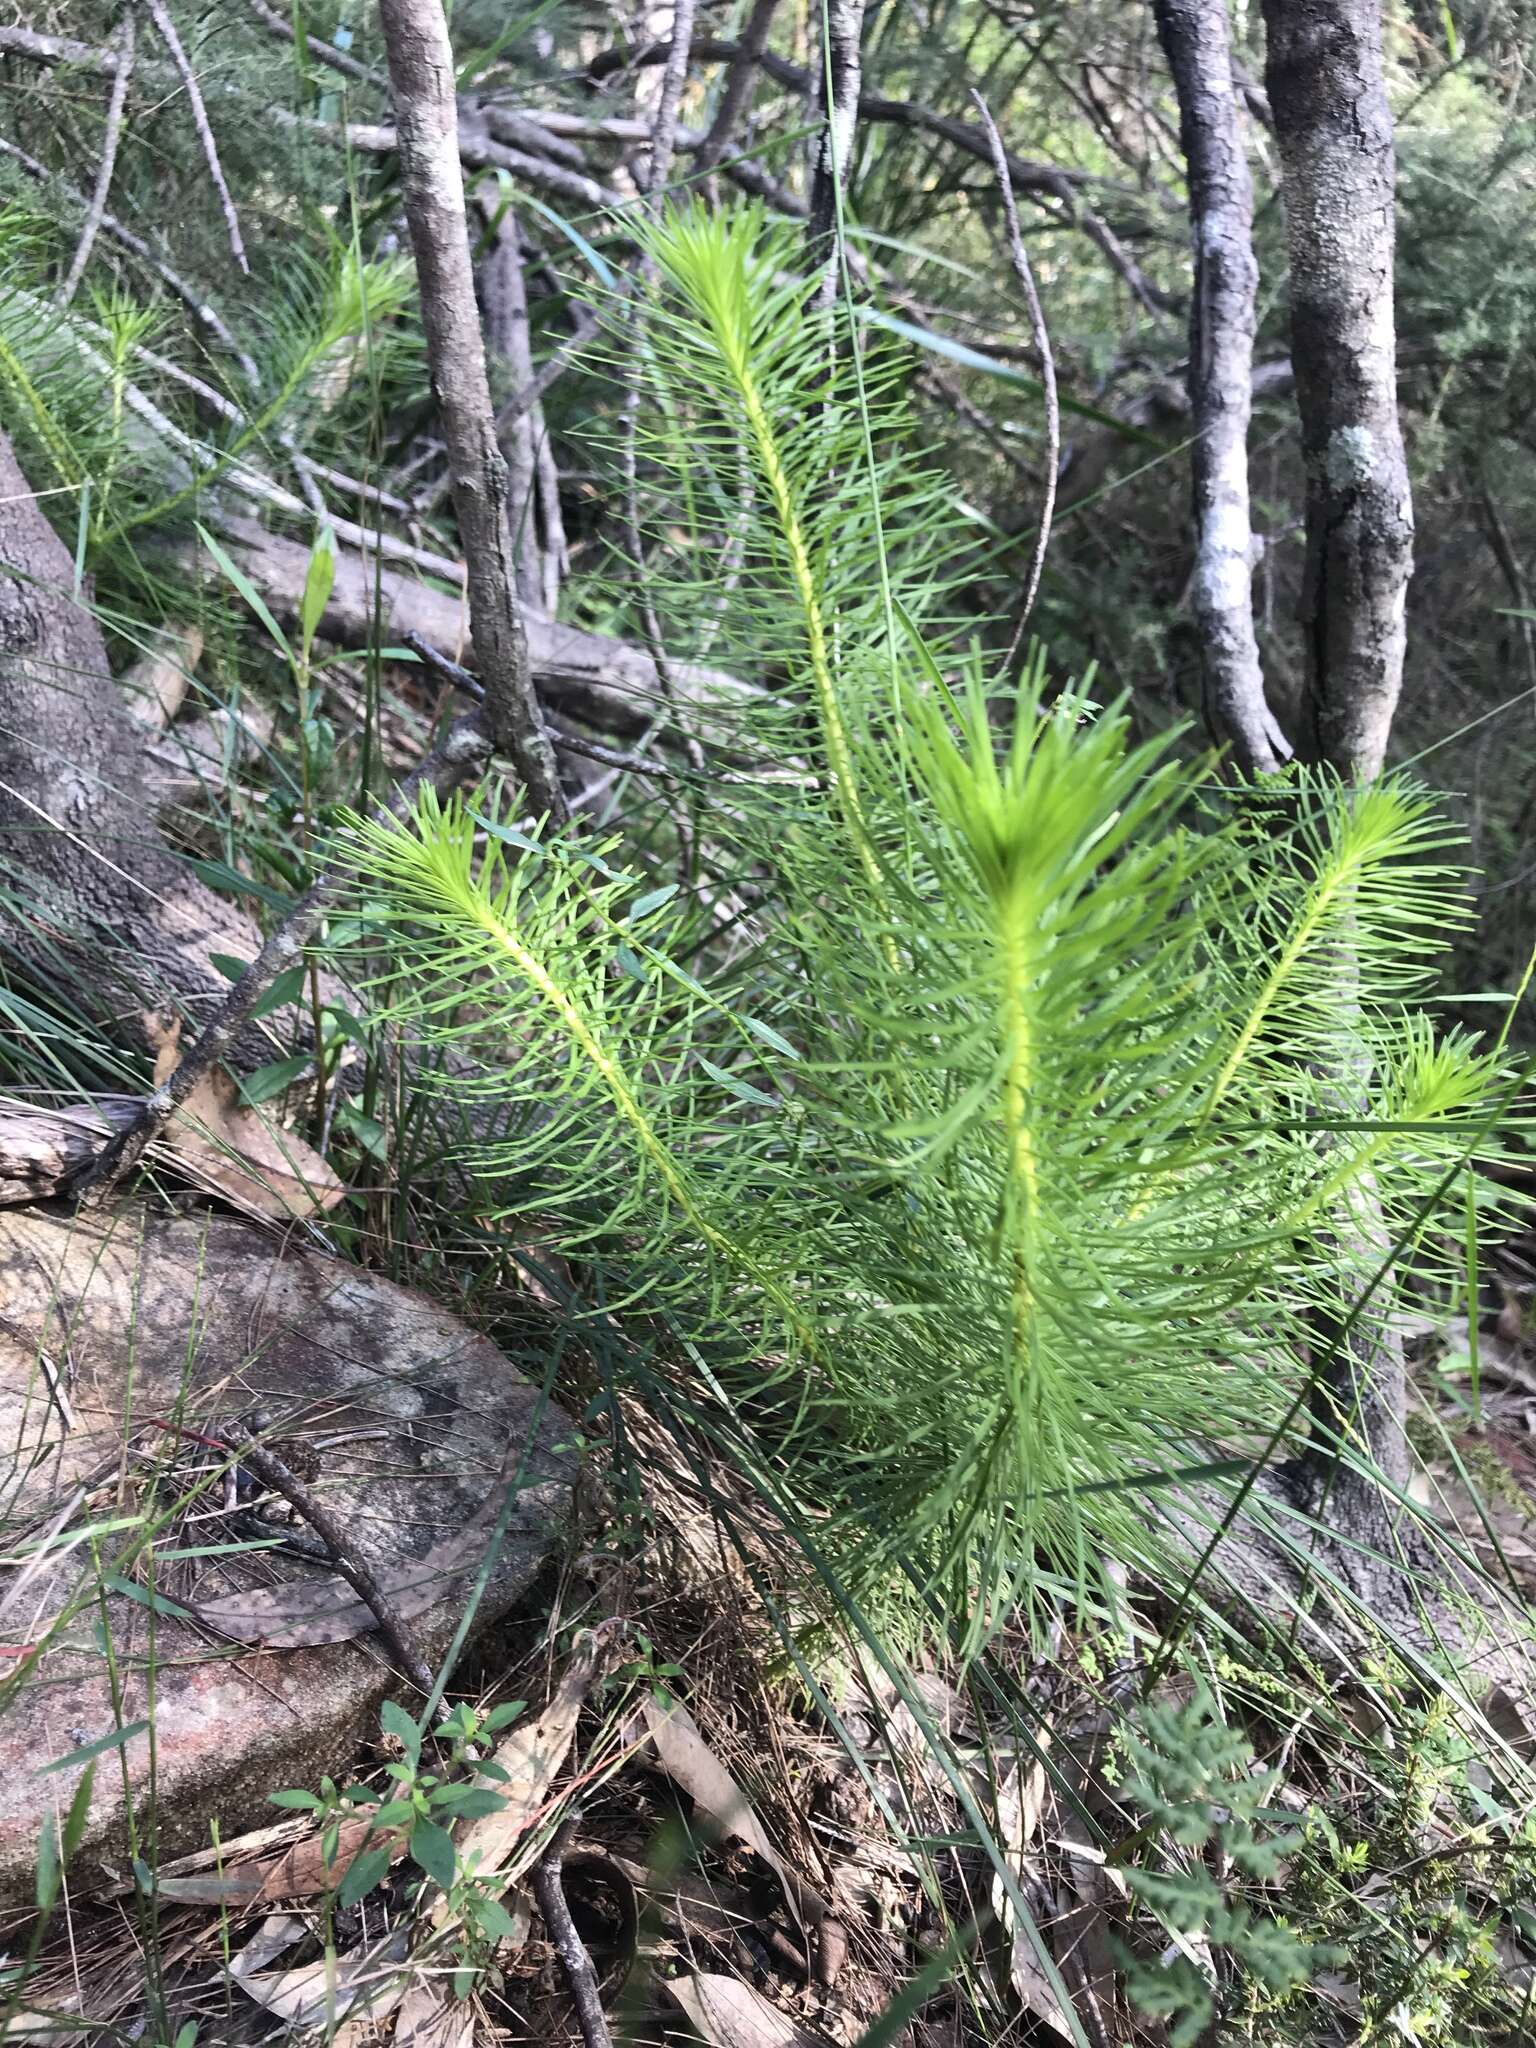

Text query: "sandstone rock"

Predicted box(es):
[0, 1202, 574, 1907]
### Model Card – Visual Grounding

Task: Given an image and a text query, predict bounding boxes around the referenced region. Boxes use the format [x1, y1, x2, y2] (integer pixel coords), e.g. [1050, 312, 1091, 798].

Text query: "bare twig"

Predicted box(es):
[56, 6, 136, 310]
[293, 112, 623, 215]
[411, 304, 597, 518]
[638, 0, 697, 199]
[533, 1821, 614, 2048]
[72, 714, 493, 1207]
[402, 632, 692, 783]
[375, 0, 567, 822]
[618, 0, 707, 840]
[693, 0, 782, 178]
[245, 0, 380, 85]
[479, 202, 564, 614]
[217, 1419, 435, 1692]
[145, 0, 249, 275]
[972, 92, 1059, 659]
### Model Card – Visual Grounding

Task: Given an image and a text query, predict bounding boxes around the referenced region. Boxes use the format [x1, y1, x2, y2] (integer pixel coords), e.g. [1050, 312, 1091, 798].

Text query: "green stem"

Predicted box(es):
[464, 896, 817, 1353]
[728, 349, 900, 971]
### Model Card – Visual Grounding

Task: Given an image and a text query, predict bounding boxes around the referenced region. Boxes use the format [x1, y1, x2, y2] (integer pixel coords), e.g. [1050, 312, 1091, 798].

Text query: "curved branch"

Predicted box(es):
[55, 6, 136, 310]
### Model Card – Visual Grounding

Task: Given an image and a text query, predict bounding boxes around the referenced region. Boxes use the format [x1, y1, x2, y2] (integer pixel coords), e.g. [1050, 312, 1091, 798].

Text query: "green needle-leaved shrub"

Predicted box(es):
[333, 208, 1511, 1642]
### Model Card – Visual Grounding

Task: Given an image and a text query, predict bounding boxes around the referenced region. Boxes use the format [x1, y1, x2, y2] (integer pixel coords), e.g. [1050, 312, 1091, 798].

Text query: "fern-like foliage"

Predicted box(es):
[333, 207, 1513, 1644]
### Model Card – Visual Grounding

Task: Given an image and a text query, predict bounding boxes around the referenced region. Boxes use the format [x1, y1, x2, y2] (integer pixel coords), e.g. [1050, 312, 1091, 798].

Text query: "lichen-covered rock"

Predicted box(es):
[0, 1202, 574, 1906]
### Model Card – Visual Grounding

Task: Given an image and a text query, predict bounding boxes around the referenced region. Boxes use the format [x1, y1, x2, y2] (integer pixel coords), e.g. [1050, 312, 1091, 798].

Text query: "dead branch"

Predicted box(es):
[375, 0, 566, 822]
[55, 5, 136, 310]
[244, 0, 380, 85]
[218, 1419, 436, 1693]
[145, 0, 249, 274]
[693, 0, 782, 178]
[478, 202, 564, 615]
[176, 518, 759, 739]
[295, 113, 623, 214]
[1153, 0, 1289, 774]
[533, 1821, 614, 2048]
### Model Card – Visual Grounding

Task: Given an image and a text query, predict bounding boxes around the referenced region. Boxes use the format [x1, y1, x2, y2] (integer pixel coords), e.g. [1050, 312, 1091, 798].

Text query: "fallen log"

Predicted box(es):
[185, 517, 761, 745]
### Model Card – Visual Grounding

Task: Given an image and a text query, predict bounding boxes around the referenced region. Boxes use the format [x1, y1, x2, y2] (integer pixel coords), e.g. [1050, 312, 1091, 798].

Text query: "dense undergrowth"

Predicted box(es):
[0, 9, 1535, 2043]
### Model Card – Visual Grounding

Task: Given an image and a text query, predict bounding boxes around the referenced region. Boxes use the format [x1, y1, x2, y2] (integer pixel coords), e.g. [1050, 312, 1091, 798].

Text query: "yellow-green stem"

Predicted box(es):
[466, 899, 816, 1352]
[999, 901, 1040, 1367]
[732, 363, 900, 971]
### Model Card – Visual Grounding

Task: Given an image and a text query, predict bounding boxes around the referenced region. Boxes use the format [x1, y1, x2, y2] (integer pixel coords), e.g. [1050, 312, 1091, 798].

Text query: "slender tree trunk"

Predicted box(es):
[479, 205, 565, 617]
[1260, 0, 1417, 1502]
[375, 0, 567, 822]
[1153, 0, 1290, 775]
[808, 0, 866, 302]
[1261, 0, 1414, 781]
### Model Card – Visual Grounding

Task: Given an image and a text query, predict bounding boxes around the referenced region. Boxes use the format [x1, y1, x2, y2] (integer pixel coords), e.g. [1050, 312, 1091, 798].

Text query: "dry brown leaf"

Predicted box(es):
[393, 1981, 475, 2047]
[639, 1695, 828, 1930]
[232, 1928, 410, 2028]
[146, 1011, 343, 1220]
[983, 1730, 1083, 2040]
[663, 1974, 828, 2048]
[154, 1816, 406, 1904]
[437, 1634, 608, 1919]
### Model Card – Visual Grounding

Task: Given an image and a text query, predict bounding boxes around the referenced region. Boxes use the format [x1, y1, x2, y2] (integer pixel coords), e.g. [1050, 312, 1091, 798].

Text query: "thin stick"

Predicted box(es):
[71, 713, 493, 1207]
[245, 0, 379, 86]
[694, 0, 782, 178]
[533, 1821, 614, 2048]
[55, 5, 136, 310]
[375, 0, 567, 823]
[217, 1420, 435, 1693]
[619, 0, 707, 842]
[0, 136, 260, 387]
[145, 0, 250, 275]
[973, 91, 1059, 661]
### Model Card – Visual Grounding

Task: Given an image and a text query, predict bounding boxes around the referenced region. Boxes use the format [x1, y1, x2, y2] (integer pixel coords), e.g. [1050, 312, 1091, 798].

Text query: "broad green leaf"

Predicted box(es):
[337, 1843, 392, 1907]
[409, 1816, 457, 1892]
[238, 1054, 313, 1105]
[379, 1697, 422, 1766]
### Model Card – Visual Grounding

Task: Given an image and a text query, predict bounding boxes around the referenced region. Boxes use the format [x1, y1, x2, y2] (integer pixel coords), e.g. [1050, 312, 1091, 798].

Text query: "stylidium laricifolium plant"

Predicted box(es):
[330, 205, 1513, 1646]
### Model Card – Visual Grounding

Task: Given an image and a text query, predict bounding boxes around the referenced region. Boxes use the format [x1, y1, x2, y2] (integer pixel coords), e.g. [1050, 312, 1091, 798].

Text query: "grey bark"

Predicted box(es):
[375, 0, 567, 822]
[1153, 0, 1290, 775]
[0, 435, 265, 1043]
[808, 0, 866, 302]
[478, 204, 565, 617]
[1261, 0, 1414, 781]
[1258, 3, 1415, 1507]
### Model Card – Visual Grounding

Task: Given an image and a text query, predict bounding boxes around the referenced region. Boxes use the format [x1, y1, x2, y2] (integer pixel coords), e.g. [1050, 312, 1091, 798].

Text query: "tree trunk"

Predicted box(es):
[1153, 0, 1290, 775]
[808, 0, 866, 303]
[0, 434, 263, 1049]
[375, 0, 568, 822]
[1261, 0, 1414, 781]
[1259, 3, 1416, 1509]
